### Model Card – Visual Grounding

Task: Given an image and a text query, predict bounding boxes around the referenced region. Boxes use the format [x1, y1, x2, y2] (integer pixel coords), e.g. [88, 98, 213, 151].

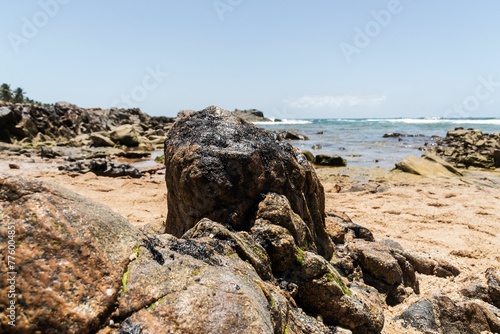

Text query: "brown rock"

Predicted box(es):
[0, 173, 140, 333]
[163, 106, 334, 259]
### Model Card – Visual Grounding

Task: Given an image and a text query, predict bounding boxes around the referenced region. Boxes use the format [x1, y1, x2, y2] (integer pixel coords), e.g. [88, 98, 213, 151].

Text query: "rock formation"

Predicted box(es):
[163, 106, 334, 259]
[431, 127, 500, 169]
[0, 102, 175, 149]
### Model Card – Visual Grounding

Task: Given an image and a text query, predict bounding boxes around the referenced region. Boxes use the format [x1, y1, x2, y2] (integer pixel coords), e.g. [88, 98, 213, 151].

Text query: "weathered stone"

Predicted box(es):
[163, 106, 334, 259]
[486, 268, 500, 308]
[315, 154, 347, 167]
[90, 133, 115, 147]
[396, 296, 500, 334]
[255, 193, 315, 252]
[110, 124, 140, 147]
[293, 251, 385, 333]
[183, 218, 273, 280]
[0, 173, 140, 333]
[114, 233, 276, 334]
[395, 154, 462, 177]
[394, 300, 438, 334]
[401, 250, 460, 278]
[345, 240, 420, 306]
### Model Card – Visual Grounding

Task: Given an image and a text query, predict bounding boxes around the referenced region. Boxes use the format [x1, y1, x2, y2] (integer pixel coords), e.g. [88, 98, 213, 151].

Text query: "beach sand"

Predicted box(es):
[2, 155, 499, 333]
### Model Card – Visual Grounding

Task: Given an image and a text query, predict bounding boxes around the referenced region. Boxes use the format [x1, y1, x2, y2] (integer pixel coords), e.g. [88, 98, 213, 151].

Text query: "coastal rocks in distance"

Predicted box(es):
[58, 158, 143, 178]
[395, 152, 463, 177]
[0, 102, 175, 149]
[431, 127, 500, 169]
[383, 133, 425, 138]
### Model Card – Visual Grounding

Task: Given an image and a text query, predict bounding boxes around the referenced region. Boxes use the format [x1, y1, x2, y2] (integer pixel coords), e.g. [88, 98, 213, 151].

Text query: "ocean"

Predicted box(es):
[256, 118, 500, 168]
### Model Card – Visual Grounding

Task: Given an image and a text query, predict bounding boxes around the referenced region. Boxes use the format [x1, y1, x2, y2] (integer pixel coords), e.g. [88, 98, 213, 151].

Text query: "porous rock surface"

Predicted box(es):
[163, 106, 334, 259]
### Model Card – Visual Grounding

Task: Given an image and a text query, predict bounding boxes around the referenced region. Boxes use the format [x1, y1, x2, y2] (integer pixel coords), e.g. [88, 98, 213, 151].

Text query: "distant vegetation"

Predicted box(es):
[0, 83, 52, 107]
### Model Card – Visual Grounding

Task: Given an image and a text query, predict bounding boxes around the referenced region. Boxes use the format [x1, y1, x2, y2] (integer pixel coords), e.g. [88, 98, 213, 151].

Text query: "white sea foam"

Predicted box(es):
[253, 119, 312, 125]
[366, 118, 500, 125]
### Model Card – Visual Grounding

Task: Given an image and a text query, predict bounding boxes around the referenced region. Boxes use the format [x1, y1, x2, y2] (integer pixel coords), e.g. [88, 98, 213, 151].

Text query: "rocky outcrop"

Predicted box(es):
[232, 108, 273, 122]
[431, 128, 500, 169]
[395, 152, 463, 177]
[164, 106, 334, 259]
[0, 102, 175, 148]
[163, 107, 391, 332]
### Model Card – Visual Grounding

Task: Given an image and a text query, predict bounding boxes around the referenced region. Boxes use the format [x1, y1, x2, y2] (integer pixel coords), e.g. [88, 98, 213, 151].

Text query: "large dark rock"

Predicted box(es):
[164, 106, 334, 259]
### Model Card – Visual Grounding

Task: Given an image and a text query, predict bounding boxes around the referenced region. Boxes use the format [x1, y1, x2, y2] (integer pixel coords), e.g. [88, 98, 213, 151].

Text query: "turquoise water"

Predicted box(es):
[257, 118, 500, 167]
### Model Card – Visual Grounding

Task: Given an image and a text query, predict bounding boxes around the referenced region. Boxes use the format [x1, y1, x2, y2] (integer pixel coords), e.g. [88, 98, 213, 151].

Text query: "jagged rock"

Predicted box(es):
[347, 240, 419, 306]
[0, 173, 140, 333]
[292, 251, 385, 333]
[183, 218, 273, 280]
[0, 103, 174, 148]
[163, 106, 334, 259]
[431, 128, 500, 168]
[315, 154, 347, 167]
[255, 193, 315, 253]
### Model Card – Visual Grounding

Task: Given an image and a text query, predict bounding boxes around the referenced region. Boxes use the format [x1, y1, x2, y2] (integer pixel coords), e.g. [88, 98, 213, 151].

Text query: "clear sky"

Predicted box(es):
[1, 1, 500, 119]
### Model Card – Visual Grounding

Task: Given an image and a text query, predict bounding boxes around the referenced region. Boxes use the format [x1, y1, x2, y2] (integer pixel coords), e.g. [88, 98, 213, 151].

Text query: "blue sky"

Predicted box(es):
[1, 1, 500, 118]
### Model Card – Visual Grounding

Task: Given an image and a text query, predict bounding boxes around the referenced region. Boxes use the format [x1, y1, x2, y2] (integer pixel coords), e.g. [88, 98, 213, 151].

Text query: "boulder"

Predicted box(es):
[110, 124, 140, 147]
[396, 296, 500, 334]
[163, 106, 334, 259]
[89, 133, 115, 147]
[395, 154, 462, 177]
[315, 154, 347, 167]
[0, 173, 140, 333]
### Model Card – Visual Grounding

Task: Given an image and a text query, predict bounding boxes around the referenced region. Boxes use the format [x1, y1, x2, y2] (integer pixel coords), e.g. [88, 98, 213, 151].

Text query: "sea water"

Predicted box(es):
[256, 118, 500, 168]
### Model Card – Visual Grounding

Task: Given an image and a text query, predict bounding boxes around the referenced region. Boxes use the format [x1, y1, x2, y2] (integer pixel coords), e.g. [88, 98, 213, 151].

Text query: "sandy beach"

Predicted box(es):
[2, 152, 499, 333]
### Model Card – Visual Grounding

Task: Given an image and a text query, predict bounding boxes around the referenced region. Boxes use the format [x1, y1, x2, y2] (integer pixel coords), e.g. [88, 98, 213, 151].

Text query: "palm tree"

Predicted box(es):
[0, 83, 12, 102]
[13, 87, 25, 103]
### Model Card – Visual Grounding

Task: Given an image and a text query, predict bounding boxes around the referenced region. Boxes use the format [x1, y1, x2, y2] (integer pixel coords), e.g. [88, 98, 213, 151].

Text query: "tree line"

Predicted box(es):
[0, 83, 52, 107]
